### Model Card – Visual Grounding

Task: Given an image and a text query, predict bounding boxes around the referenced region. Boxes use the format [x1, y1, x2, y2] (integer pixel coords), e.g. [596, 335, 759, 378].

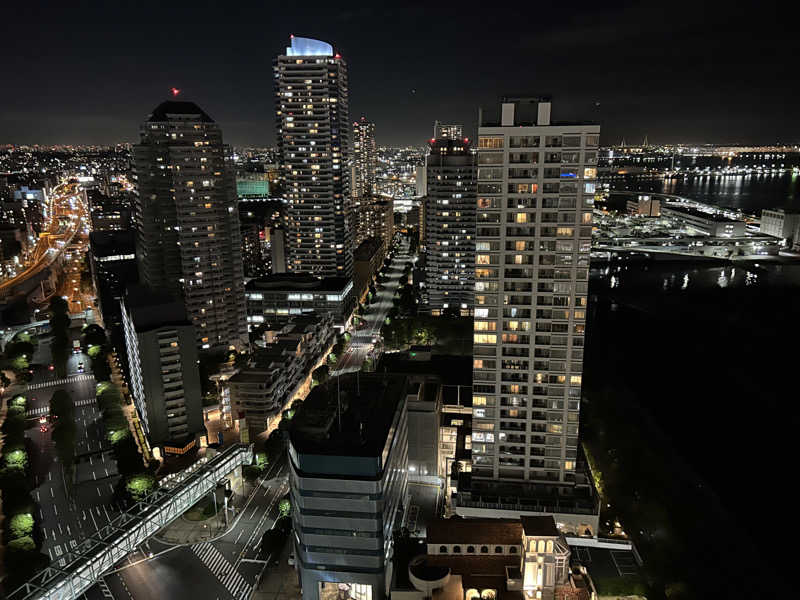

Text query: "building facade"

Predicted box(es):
[289, 373, 409, 600]
[462, 97, 599, 532]
[354, 198, 394, 254]
[133, 100, 248, 353]
[424, 138, 477, 316]
[121, 285, 205, 454]
[352, 116, 377, 200]
[275, 36, 353, 278]
[245, 274, 355, 330]
[433, 121, 464, 141]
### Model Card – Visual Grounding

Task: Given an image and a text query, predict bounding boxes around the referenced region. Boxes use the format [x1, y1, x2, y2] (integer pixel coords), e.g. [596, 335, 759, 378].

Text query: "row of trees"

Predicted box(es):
[49, 297, 71, 378]
[0, 393, 49, 587]
[50, 389, 77, 480]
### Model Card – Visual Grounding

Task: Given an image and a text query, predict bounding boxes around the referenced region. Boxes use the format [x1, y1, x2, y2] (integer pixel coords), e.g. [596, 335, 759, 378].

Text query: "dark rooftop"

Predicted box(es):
[426, 518, 522, 546]
[246, 273, 351, 292]
[520, 515, 560, 537]
[663, 203, 739, 223]
[88, 230, 135, 257]
[147, 100, 214, 123]
[123, 284, 190, 331]
[290, 373, 407, 461]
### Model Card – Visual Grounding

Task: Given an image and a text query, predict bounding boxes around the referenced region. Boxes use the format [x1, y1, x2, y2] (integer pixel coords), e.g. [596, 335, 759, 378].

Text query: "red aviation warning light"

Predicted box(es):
[171, 87, 181, 97]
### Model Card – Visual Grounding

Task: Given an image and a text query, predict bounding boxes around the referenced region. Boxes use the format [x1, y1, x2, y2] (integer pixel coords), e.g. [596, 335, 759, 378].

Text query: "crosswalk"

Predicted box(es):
[28, 374, 94, 390]
[27, 397, 96, 417]
[192, 542, 252, 599]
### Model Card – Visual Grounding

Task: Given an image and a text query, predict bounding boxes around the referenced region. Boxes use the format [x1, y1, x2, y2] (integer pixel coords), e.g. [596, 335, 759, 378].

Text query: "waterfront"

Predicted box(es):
[613, 171, 800, 214]
[586, 261, 800, 559]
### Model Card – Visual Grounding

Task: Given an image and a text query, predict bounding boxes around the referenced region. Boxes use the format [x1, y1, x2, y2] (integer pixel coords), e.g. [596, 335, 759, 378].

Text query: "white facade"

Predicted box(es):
[470, 98, 598, 489]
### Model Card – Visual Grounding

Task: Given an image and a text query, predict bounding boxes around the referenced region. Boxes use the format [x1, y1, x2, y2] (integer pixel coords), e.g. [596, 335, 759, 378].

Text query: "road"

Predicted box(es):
[0, 180, 88, 299]
[24, 328, 122, 568]
[334, 238, 410, 374]
[87, 459, 290, 600]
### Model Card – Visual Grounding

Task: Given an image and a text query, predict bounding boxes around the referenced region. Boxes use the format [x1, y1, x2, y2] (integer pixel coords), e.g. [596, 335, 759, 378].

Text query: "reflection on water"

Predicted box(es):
[617, 172, 800, 213]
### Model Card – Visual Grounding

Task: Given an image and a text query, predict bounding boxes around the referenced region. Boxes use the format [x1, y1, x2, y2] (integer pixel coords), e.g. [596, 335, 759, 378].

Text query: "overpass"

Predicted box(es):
[8, 443, 253, 600]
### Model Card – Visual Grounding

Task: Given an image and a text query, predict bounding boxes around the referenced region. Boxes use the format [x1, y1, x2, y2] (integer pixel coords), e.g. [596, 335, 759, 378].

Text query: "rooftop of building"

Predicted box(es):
[123, 284, 190, 331]
[662, 203, 739, 223]
[246, 273, 351, 293]
[284, 35, 333, 57]
[520, 515, 561, 537]
[289, 372, 407, 459]
[426, 518, 522, 546]
[441, 384, 472, 407]
[146, 100, 214, 123]
[479, 96, 598, 128]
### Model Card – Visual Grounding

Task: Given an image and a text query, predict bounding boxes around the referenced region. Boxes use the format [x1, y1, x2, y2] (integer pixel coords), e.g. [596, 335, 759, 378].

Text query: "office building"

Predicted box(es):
[275, 36, 353, 278]
[661, 203, 746, 237]
[424, 138, 477, 316]
[626, 194, 661, 217]
[289, 373, 409, 600]
[462, 97, 599, 533]
[352, 116, 377, 200]
[88, 230, 138, 330]
[760, 208, 800, 244]
[433, 121, 464, 141]
[121, 285, 205, 454]
[88, 189, 132, 231]
[245, 273, 355, 330]
[133, 100, 248, 353]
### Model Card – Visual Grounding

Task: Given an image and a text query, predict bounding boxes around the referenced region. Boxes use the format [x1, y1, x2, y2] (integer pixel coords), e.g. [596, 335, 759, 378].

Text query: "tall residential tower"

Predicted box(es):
[458, 97, 601, 534]
[352, 116, 377, 200]
[275, 36, 352, 278]
[133, 100, 248, 353]
[424, 137, 476, 316]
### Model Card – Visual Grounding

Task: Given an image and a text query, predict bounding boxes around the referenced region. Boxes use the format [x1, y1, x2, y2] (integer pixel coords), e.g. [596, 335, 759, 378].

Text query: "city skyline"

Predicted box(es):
[0, 1, 796, 147]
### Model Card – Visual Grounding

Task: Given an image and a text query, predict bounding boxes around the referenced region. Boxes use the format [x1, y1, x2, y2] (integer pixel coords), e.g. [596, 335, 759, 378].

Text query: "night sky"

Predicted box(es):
[1, 0, 796, 147]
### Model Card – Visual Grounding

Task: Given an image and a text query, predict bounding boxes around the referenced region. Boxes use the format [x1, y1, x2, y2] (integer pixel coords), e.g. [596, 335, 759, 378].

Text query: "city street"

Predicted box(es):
[23, 328, 122, 568]
[82, 459, 290, 600]
[334, 238, 411, 374]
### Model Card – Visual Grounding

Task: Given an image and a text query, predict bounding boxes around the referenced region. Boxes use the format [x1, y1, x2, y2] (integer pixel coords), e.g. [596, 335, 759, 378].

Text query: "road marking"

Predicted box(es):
[54, 505, 58, 516]
[50, 487, 54, 498]
[192, 542, 253, 599]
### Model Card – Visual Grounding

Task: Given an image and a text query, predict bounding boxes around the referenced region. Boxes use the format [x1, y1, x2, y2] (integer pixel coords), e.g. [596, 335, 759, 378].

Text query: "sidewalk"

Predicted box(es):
[250, 538, 301, 600]
[155, 467, 252, 545]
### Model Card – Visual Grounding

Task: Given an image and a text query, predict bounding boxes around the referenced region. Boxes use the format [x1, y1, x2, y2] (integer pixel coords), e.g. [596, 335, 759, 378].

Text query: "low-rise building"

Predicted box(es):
[626, 194, 661, 217]
[354, 237, 384, 301]
[661, 203, 745, 236]
[760, 208, 800, 244]
[393, 515, 592, 600]
[245, 274, 355, 331]
[120, 285, 205, 455]
[228, 314, 335, 435]
[89, 230, 138, 331]
[289, 373, 409, 600]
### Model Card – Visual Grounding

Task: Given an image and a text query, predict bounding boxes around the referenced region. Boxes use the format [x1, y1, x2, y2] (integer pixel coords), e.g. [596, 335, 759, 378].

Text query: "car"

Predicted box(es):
[288, 552, 295, 566]
[40, 424, 48, 433]
[39, 416, 47, 424]
[48, 364, 54, 371]
[77, 362, 84, 373]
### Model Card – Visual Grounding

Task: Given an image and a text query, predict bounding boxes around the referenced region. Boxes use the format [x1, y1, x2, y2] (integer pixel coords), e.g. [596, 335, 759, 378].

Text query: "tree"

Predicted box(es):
[260, 529, 286, 557]
[278, 498, 291, 517]
[312, 364, 329, 387]
[50, 390, 74, 420]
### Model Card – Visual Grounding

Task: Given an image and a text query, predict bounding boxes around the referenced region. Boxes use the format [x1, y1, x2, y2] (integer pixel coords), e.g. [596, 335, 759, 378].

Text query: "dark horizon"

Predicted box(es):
[1, 0, 796, 147]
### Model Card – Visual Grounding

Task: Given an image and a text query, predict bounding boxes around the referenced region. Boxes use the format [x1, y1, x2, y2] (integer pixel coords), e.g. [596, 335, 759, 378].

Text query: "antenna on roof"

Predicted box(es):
[170, 87, 181, 97]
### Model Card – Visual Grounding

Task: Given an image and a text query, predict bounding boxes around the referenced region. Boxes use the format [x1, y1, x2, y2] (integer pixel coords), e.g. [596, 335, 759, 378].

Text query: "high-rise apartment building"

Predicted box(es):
[433, 120, 464, 140]
[458, 97, 600, 534]
[352, 116, 376, 199]
[133, 100, 248, 353]
[275, 36, 352, 278]
[121, 285, 205, 454]
[424, 138, 476, 316]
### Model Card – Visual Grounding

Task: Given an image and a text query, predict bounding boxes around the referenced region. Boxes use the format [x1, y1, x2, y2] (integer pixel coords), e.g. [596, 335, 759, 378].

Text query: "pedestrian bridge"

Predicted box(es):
[8, 443, 254, 600]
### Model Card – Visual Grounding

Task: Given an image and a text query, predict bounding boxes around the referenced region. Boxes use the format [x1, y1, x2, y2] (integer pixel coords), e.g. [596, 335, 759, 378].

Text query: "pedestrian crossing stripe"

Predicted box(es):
[26, 397, 96, 416]
[27, 374, 95, 390]
[192, 542, 252, 599]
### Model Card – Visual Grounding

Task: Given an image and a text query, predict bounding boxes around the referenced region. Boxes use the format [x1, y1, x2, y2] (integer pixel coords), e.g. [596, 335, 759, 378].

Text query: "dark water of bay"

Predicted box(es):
[613, 172, 800, 214]
[585, 260, 800, 554]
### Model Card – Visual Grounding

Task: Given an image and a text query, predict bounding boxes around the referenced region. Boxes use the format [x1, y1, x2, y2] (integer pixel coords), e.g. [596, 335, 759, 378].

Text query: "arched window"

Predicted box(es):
[509, 546, 518, 554]
[546, 540, 553, 553]
[495, 546, 503, 553]
[481, 546, 489, 554]
[439, 546, 447, 554]
[467, 546, 475, 554]
[537, 540, 545, 553]
[465, 589, 480, 600]
[453, 545, 462, 553]
[481, 589, 497, 600]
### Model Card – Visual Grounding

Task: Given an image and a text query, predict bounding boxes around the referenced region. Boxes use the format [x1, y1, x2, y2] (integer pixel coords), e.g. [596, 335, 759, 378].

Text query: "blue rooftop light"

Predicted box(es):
[286, 36, 334, 57]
